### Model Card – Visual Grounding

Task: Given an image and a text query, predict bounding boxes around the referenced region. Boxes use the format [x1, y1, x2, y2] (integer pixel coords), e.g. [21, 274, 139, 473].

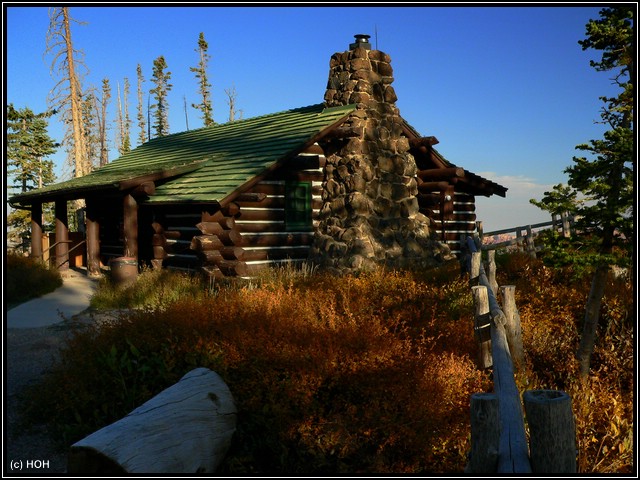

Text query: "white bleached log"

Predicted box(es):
[68, 368, 236, 474]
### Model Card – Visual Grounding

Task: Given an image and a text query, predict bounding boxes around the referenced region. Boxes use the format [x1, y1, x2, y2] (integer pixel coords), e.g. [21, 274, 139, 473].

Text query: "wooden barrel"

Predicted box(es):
[109, 256, 138, 286]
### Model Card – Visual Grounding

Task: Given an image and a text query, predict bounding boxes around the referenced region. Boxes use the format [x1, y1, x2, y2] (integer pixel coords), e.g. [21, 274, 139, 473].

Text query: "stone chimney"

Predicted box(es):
[311, 35, 451, 273]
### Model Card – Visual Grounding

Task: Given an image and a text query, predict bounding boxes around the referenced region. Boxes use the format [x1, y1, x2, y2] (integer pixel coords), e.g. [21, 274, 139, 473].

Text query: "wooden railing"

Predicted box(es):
[462, 234, 578, 474]
[478, 212, 574, 257]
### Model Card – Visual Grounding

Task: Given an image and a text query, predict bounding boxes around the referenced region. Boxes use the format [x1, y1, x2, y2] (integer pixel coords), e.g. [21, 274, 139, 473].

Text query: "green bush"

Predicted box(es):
[5, 252, 62, 307]
[90, 266, 210, 310]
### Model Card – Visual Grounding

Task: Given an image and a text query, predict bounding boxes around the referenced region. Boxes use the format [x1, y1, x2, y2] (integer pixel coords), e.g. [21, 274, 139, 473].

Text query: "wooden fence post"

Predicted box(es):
[515, 228, 524, 252]
[466, 392, 500, 473]
[476, 221, 484, 243]
[523, 389, 577, 473]
[471, 285, 492, 369]
[500, 285, 525, 371]
[525, 225, 536, 258]
[561, 212, 571, 238]
[486, 250, 498, 294]
[470, 252, 482, 286]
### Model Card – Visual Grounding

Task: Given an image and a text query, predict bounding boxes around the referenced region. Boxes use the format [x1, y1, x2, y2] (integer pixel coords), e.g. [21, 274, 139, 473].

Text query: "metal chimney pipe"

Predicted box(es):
[349, 34, 371, 50]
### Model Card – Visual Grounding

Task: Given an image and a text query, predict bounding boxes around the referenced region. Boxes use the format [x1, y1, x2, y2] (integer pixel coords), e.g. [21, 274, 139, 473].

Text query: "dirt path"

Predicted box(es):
[5, 324, 73, 474]
[5, 309, 127, 475]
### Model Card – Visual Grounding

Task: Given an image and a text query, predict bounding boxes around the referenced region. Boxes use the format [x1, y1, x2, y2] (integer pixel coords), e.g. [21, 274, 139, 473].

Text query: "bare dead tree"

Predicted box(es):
[98, 78, 111, 166]
[224, 85, 242, 122]
[45, 6, 90, 179]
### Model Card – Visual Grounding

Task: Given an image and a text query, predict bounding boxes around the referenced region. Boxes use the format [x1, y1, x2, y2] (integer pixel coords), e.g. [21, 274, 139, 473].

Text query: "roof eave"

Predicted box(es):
[8, 159, 209, 208]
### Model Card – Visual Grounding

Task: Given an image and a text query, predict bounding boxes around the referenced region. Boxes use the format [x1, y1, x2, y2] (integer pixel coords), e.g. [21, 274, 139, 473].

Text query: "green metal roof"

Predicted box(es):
[9, 103, 356, 206]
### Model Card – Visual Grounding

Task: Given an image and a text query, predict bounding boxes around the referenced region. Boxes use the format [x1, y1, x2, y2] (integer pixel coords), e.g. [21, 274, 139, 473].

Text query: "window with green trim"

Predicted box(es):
[285, 181, 312, 231]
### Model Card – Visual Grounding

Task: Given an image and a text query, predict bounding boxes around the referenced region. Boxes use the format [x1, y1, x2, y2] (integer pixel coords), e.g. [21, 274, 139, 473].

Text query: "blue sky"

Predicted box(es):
[4, 4, 619, 231]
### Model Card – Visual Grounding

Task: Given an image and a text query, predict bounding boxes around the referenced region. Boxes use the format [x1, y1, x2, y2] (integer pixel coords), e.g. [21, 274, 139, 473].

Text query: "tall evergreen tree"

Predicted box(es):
[122, 77, 131, 153]
[150, 55, 172, 137]
[529, 183, 579, 218]
[190, 32, 214, 126]
[136, 64, 147, 145]
[82, 90, 100, 170]
[6, 104, 58, 245]
[45, 7, 90, 179]
[568, 7, 634, 379]
[6, 105, 58, 193]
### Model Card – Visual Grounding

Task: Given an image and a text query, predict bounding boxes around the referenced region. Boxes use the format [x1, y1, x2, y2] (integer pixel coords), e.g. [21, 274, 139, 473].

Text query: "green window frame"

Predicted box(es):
[285, 181, 312, 231]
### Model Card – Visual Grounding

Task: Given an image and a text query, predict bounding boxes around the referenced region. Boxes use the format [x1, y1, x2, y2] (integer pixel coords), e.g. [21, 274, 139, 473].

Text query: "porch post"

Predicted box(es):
[30, 202, 43, 262]
[85, 199, 101, 276]
[55, 199, 69, 270]
[123, 193, 138, 259]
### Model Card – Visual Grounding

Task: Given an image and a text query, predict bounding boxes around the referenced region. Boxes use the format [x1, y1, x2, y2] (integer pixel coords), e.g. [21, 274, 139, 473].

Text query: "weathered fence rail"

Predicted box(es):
[462, 234, 577, 474]
[479, 212, 575, 257]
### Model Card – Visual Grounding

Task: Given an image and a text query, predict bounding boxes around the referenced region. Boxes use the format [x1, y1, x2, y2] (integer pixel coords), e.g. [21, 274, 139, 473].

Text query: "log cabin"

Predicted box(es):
[9, 34, 507, 278]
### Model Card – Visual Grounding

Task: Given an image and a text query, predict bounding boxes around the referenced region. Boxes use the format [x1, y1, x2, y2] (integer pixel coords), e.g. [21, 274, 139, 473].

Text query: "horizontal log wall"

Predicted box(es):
[420, 192, 477, 257]
[232, 153, 324, 275]
[161, 153, 326, 277]
[158, 211, 203, 272]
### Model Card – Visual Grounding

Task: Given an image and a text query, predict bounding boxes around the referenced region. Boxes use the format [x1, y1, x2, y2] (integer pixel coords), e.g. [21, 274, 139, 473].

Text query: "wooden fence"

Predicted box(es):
[462, 234, 578, 474]
[478, 212, 574, 257]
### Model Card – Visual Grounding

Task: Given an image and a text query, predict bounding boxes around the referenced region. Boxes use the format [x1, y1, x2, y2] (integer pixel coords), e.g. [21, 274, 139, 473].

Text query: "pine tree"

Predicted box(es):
[6, 104, 58, 245]
[136, 64, 147, 145]
[82, 89, 100, 170]
[569, 7, 634, 379]
[6, 105, 58, 193]
[45, 7, 90, 179]
[150, 55, 172, 137]
[122, 77, 131, 153]
[529, 183, 579, 217]
[190, 32, 214, 127]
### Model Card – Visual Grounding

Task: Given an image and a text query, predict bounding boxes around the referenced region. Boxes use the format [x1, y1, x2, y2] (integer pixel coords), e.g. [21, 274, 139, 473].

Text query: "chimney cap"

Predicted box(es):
[349, 34, 371, 50]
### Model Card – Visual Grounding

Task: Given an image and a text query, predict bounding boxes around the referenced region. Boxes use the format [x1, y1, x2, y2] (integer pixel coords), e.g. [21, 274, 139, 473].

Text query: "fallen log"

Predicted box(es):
[68, 368, 236, 474]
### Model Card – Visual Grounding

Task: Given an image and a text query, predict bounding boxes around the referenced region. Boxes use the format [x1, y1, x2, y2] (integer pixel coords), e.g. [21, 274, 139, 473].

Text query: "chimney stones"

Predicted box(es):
[311, 35, 451, 273]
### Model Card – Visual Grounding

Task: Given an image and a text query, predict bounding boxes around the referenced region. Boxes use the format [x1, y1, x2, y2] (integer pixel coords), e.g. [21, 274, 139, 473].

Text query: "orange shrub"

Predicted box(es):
[19, 255, 632, 474]
[496, 253, 634, 474]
